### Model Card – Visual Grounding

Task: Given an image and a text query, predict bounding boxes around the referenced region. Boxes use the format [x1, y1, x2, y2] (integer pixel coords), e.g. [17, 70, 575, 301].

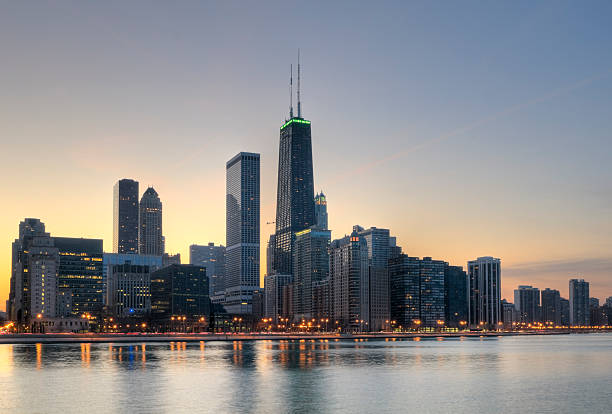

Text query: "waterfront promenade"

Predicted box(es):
[0, 330, 587, 344]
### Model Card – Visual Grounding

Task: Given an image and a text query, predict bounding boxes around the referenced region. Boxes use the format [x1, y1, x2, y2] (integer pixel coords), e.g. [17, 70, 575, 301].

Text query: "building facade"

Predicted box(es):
[444, 265, 468, 328]
[190, 243, 226, 296]
[514, 285, 540, 324]
[113, 179, 139, 254]
[107, 263, 151, 317]
[569, 278, 590, 326]
[150, 264, 209, 321]
[292, 227, 331, 320]
[139, 187, 163, 256]
[264, 273, 292, 323]
[54, 237, 104, 317]
[329, 232, 369, 332]
[467, 256, 501, 329]
[541, 288, 561, 325]
[225, 152, 260, 314]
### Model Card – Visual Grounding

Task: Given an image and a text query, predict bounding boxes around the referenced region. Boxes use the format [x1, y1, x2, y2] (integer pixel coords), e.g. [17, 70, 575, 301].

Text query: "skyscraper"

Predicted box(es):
[190, 243, 226, 296]
[514, 285, 540, 324]
[444, 264, 468, 328]
[107, 263, 151, 317]
[467, 256, 501, 329]
[541, 288, 561, 325]
[329, 231, 369, 332]
[225, 152, 260, 314]
[274, 59, 315, 275]
[569, 278, 589, 326]
[314, 192, 328, 230]
[139, 187, 163, 256]
[113, 179, 139, 254]
[355, 226, 392, 331]
[292, 227, 331, 320]
[264, 273, 292, 323]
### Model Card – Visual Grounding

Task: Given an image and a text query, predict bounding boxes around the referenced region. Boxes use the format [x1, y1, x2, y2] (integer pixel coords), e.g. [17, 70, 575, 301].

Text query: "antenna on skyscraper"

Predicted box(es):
[289, 64, 294, 118]
[297, 49, 302, 118]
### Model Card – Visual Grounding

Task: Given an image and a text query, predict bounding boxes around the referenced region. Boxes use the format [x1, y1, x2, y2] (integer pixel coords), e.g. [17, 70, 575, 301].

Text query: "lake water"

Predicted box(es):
[0, 334, 610, 413]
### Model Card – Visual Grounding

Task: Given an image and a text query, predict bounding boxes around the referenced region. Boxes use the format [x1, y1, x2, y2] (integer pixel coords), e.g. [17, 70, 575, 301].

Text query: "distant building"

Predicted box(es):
[329, 231, 369, 332]
[569, 279, 589, 326]
[514, 285, 540, 324]
[589, 297, 599, 309]
[113, 179, 139, 254]
[54, 237, 104, 317]
[139, 187, 163, 256]
[150, 264, 209, 321]
[312, 279, 330, 321]
[264, 273, 292, 323]
[444, 265, 468, 328]
[560, 297, 570, 326]
[468, 257, 501, 329]
[314, 192, 328, 230]
[292, 227, 331, 321]
[266, 234, 276, 276]
[606, 297, 612, 308]
[162, 253, 181, 267]
[107, 264, 151, 317]
[252, 290, 265, 322]
[501, 299, 518, 328]
[225, 152, 260, 314]
[541, 288, 561, 325]
[190, 243, 226, 296]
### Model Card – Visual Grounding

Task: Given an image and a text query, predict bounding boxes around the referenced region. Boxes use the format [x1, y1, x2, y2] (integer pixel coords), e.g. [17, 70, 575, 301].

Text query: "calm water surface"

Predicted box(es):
[0, 334, 611, 413]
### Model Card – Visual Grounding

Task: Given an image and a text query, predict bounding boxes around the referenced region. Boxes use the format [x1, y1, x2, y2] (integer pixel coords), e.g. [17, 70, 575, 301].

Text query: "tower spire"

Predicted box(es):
[297, 49, 302, 118]
[289, 64, 294, 118]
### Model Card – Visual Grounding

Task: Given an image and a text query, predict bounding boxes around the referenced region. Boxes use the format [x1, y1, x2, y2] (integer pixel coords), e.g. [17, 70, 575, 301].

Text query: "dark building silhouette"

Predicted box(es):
[444, 265, 468, 328]
[113, 179, 139, 254]
[150, 264, 209, 321]
[190, 243, 226, 296]
[139, 187, 163, 256]
[541, 288, 561, 325]
[514, 285, 540, 324]
[314, 192, 328, 230]
[54, 237, 104, 317]
[569, 278, 589, 326]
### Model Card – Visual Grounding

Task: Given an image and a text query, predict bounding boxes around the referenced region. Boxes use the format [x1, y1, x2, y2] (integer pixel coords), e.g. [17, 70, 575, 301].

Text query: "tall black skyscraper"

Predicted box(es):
[139, 187, 163, 256]
[274, 56, 315, 275]
[113, 179, 139, 254]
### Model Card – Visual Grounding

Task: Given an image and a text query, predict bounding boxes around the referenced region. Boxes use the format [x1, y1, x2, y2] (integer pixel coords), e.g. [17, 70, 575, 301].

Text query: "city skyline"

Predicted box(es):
[2, 2, 612, 310]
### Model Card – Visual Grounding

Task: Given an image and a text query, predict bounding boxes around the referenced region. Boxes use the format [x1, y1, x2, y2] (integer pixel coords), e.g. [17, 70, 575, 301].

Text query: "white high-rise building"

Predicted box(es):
[468, 256, 501, 329]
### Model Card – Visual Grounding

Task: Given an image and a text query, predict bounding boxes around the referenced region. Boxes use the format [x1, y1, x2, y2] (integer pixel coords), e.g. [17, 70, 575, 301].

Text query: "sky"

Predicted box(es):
[1, 1, 611, 311]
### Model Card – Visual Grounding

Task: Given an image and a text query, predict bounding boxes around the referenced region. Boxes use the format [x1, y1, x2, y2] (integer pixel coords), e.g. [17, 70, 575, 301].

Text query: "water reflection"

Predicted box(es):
[0, 335, 610, 413]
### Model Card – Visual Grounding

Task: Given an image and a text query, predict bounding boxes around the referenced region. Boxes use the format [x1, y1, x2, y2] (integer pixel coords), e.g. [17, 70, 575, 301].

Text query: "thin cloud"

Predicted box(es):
[504, 257, 612, 277]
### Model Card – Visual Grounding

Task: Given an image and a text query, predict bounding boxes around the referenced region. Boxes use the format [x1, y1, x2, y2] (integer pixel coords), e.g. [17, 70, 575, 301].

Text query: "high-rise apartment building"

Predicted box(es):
[292, 227, 331, 320]
[225, 152, 260, 314]
[467, 256, 501, 329]
[514, 285, 540, 324]
[314, 192, 328, 230]
[355, 226, 392, 331]
[139, 187, 163, 256]
[541, 288, 561, 325]
[329, 231, 369, 332]
[54, 237, 104, 317]
[569, 278, 589, 326]
[560, 297, 570, 326]
[389, 255, 446, 329]
[444, 264, 468, 328]
[190, 243, 226, 296]
[266, 234, 276, 276]
[569, 279, 590, 326]
[113, 179, 139, 254]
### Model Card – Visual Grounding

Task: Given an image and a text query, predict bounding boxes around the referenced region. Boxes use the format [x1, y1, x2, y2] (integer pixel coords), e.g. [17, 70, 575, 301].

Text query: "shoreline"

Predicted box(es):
[1, 330, 606, 345]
